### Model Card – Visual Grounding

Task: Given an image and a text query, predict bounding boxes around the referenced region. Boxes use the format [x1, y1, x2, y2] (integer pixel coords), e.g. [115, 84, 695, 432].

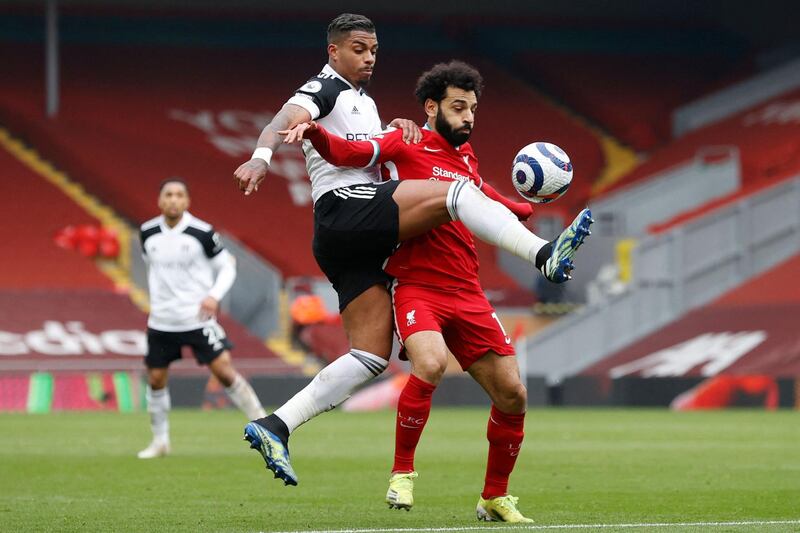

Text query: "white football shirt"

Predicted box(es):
[287, 64, 384, 204]
[140, 212, 236, 332]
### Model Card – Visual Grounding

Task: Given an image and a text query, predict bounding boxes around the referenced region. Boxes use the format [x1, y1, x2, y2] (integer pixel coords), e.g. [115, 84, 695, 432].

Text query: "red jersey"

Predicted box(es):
[306, 125, 531, 291]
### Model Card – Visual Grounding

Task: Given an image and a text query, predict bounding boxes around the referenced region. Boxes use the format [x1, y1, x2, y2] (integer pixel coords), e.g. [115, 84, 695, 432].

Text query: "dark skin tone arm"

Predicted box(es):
[233, 105, 420, 196]
[233, 103, 312, 196]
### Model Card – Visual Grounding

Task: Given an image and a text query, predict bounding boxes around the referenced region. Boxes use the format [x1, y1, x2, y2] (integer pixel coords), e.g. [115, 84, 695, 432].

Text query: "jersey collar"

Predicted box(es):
[160, 211, 192, 233]
[322, 64, 364, 94]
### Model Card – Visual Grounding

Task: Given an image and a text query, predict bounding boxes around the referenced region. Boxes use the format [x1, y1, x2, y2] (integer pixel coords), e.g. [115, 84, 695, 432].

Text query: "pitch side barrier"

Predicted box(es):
[130, 230, 281, 339]
[523, 177, 800, 384]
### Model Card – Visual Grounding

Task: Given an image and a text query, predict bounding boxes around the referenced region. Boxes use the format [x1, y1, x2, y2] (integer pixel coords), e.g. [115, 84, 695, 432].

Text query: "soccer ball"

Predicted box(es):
[511, 142, 573, 203]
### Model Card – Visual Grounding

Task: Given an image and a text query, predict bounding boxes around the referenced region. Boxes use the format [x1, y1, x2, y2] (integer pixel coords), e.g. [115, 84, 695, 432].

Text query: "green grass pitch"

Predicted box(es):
[1, 408, 799, 532]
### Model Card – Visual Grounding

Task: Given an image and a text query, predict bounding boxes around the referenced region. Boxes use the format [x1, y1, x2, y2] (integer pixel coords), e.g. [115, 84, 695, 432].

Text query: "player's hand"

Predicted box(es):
[389, 118, 422, 144]
[199, 296, 219, 321]
[513, 202, 533, 221]
[233, 158, 269, 196]
[278, 121, 319, 144]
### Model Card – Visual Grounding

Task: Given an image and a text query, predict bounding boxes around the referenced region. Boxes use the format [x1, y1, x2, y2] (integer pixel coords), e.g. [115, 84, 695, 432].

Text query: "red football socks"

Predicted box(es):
[482, 405, 525, 499]
[392, 374, 436, 473]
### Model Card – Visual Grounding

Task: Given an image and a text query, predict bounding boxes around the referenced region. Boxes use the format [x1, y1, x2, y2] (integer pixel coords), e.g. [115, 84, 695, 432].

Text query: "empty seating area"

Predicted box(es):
[516, 52, 751, 152]
[602, 86, 800, 202]
[1, 39, 583, 295]
[0, 135, 112, 290]
[0, 123, 292, 374]
[1, 10, 794, 311]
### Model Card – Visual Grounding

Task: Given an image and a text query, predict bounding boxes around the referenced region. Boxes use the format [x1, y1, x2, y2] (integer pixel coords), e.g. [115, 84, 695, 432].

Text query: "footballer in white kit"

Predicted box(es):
[136, 178, 266, 459]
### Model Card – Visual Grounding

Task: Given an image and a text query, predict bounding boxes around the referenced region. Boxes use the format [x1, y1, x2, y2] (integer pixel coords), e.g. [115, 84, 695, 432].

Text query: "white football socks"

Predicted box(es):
[146, 386, 171, 444]
[274, 349, 388, 433]
[446, 181, 548, 263]
[225, 374, 267, 420]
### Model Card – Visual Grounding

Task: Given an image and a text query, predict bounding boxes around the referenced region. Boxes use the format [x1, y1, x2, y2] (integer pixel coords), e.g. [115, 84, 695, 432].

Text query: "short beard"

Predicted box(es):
[435, 111, 471, 147]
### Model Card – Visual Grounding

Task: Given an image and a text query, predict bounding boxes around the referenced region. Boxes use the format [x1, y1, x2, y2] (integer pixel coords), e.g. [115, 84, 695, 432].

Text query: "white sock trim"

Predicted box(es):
[445, 180, 466, 221]
[349, 349, 389, 377]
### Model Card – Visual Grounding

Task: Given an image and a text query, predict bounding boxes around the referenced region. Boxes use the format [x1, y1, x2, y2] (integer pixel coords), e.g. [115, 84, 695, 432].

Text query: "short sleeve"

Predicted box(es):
[184, 226, 224, 258]
[203, 230, 225, 258]
[139, 225, 161, 255]
[286, 76, 349, 120]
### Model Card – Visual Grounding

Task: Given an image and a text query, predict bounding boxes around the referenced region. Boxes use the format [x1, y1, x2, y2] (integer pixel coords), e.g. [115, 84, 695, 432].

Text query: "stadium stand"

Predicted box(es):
[523, 174, 800, 384]
[568, 253, 800, 407]
[570, 81, 800, 302]
[0, 42, 555, 298]
[0, 135, 114, 290]
[0, 125, 298, 412]
[584, 253, 800, 378]
[2, 9, 795, 403]
[516, 52, 751, 152]
[598, 86, 800, 197]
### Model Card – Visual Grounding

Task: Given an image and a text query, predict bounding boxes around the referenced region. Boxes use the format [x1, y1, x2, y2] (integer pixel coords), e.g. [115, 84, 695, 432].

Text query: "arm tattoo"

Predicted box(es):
[256, 103, 311, 151]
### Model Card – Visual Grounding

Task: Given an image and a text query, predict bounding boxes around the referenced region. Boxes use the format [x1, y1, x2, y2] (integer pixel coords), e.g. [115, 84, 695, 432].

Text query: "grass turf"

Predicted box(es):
[0, 408, 799, 532]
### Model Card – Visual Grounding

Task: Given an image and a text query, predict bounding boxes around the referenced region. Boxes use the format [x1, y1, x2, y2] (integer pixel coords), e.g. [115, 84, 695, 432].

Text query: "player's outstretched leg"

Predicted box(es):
[476, 495, 534, 523]
[540, 207, 593, 283]
[244, 416, 298, 486]
[386, 471, 418, 511]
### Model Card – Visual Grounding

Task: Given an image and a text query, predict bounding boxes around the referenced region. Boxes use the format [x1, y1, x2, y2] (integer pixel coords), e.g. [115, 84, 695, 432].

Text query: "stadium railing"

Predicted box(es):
[522, 176, 800, 384]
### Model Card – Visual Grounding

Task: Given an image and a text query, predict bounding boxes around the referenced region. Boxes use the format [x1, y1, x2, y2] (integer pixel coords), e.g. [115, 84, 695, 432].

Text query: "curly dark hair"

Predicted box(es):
[327, 13, 376, 44]
[414, 61, 484, 104]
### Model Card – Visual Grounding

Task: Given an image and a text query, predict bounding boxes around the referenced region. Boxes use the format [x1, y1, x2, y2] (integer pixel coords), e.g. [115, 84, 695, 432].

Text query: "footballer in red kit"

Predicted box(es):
[282, 61, 541, 523]
[381, 128, 524, 368]
[294, 121, 530, 368]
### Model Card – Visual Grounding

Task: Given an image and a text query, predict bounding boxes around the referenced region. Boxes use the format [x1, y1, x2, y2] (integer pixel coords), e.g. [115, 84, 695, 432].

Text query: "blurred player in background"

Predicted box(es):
[282, 61, 592, 522]
[137, 179, 266, 459]
[234, 14, 583, 486]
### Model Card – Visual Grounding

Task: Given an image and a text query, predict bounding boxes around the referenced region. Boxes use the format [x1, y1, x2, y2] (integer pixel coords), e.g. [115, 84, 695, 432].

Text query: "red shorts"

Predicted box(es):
[391, 283, 515, 371]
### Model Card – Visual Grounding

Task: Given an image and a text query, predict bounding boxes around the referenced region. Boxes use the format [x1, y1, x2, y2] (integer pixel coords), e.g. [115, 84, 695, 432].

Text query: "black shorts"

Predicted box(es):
[145, 324, 233, 368]
[313, 181, 401, 312]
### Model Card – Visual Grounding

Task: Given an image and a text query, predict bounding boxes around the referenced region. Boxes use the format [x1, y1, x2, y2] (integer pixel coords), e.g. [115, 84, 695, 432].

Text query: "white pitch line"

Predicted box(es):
[265, 519, 800, 533]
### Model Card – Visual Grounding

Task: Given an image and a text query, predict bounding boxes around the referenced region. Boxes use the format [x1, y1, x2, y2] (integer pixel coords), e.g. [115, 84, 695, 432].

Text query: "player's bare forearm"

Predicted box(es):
[233, 103, 311, 195]
[256, 103, 310, 151]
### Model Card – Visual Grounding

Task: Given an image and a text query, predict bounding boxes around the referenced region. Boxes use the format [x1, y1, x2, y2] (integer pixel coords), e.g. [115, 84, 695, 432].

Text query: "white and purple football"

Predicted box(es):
[512, 142, 573, 203]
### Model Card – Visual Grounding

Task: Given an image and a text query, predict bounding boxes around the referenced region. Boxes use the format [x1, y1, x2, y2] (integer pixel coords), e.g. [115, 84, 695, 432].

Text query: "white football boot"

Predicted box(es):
[137, 439, 170, 459]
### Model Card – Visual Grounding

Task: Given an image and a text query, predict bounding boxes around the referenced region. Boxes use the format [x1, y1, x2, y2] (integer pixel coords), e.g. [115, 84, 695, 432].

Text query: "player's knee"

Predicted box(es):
[498, 382, 527, 414]
[147, 370, 168, 389]
[413, 355, 448, 385]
